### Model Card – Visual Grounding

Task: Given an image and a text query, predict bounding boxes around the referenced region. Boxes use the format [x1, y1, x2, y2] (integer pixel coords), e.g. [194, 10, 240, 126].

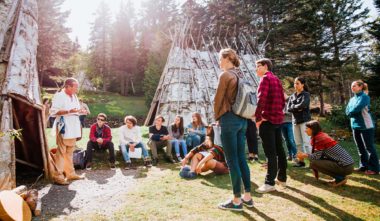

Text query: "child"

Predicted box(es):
[297, 120, 354, 187]
[180, 133, 229, 179]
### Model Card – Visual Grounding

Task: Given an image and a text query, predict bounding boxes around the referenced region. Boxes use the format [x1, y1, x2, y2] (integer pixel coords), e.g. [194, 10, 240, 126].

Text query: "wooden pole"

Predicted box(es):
[37, 111, 50, 180]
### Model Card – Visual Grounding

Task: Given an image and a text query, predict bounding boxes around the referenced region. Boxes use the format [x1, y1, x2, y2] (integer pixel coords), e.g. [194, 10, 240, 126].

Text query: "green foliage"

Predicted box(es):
[326, 105, 350, 129]
[0, 129, 23, 141]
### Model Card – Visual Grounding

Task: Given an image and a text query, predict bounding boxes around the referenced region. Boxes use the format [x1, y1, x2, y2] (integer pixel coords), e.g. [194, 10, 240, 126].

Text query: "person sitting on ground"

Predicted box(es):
[86, 113, 116, 170]
[185, 112, 206, 150]
[180, 135, 229, 179]
[119, 115, 152, 169]
[169, 115, 187, 162]
[297, 120, 354, 187]
[147, 115, 175, 165]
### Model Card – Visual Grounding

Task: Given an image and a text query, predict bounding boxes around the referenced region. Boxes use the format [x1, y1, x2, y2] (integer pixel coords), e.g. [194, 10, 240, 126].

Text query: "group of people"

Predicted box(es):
[213, 49, 379, 212]
[48, 48, 378, 212]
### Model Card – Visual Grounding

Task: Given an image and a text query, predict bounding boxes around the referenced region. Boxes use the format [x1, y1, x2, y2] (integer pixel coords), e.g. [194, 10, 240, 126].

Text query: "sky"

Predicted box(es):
[62, 0, 379, 49]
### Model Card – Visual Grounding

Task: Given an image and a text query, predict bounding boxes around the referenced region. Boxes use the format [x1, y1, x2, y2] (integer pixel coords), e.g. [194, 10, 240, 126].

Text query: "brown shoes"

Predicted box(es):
[54, 177, 69, 185]
[329, 178, 348, 187]
[67, 174, 85, 181]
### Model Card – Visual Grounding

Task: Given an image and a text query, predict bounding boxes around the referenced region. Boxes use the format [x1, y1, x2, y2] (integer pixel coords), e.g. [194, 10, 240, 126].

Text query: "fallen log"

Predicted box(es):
[0, 190, 32, 221]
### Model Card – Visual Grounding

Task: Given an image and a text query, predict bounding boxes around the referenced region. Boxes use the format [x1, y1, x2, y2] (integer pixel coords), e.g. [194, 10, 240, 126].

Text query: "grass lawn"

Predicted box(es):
[45, 125, 380, 220]
[43, 90, 148, 118]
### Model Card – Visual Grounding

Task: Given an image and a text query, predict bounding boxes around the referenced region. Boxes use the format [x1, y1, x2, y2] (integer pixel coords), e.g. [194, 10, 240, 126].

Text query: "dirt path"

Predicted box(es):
[33, 167, 161, 220]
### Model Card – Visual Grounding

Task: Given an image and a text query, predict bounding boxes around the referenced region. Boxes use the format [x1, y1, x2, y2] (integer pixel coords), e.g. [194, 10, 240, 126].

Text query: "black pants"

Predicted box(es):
[246, 119, 258, 155]
[86, 141, 115, 163]
[259, 121, 287, 185]
[310, 160, 354, 179]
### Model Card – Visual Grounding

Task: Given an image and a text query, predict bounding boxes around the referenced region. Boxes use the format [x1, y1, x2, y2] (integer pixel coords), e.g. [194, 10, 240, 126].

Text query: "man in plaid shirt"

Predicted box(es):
[254, 58, 287, 193]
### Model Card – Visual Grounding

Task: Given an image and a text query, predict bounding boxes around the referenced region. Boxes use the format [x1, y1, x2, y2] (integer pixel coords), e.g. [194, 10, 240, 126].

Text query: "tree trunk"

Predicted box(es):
[318, 72, 325, 117]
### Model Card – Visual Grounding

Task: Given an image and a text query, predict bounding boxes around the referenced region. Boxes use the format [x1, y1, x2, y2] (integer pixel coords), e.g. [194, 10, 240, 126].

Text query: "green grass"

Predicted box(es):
[43, 90, 148, 118]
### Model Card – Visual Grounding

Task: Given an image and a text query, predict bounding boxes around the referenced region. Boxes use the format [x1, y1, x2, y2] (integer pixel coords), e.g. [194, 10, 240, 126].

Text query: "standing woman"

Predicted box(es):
[346, 80, 379, 175]
[214, 48, 252, 211]
[287, 77, 312, 167]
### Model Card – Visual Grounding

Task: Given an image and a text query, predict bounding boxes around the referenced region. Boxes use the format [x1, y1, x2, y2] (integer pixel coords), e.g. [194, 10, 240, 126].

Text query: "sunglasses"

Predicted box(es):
[97, 118, 105, 122]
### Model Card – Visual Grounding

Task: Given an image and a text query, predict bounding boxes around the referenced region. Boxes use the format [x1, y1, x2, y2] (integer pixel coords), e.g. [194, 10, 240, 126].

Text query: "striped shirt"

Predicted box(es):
[309, 144, 354, 167]
[255, 71, 285, 124]
[189, 144, 226, 163]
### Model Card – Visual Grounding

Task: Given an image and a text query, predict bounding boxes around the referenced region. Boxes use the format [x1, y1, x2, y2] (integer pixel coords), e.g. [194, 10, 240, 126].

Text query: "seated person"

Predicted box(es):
[85, 113, 115, 170]
[298, 120, 354, 187]
[185, 112, 206, 149]
[169, 115, 187, 162]
[147, 115, 175, 165]
[180, 135, 229, 179]
[119, 115, 152, 169]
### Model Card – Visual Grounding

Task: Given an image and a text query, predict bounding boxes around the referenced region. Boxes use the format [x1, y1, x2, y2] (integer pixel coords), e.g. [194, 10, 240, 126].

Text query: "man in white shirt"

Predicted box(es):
[50, 78, 86, 185]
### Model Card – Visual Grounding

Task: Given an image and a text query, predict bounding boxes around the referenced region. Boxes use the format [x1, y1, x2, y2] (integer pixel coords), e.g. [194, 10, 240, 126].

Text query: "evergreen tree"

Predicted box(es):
[37, 0, 73, 85]
[365, 0, 380, 96]
[88, 1, 112, 91]
[111, 0, 137, 95]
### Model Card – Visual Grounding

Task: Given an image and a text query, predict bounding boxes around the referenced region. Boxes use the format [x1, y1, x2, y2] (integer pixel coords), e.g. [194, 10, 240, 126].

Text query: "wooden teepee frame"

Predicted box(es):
[144, 18, 264, 127]
[0, 0, 52, 190]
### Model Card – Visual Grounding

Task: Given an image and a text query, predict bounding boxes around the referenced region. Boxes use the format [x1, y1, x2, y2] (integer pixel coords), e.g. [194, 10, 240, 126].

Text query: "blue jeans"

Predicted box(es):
[186, 134, 203, 149]
[120, 142, 149, 163]
[220, 111, 250, 197]
[353, 129, 379, 172]
[281, 122, 297, 158]
[171, 139, 187, 157]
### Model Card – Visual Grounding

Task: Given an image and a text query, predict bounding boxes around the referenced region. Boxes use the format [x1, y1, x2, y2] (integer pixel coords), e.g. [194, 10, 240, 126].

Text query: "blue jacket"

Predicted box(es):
[345, 91, 374, 130]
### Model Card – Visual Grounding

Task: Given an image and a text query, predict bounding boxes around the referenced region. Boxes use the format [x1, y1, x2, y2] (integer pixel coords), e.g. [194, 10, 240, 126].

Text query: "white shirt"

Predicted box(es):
[50, 90, 81, 139]
[119, 125, 142, 145]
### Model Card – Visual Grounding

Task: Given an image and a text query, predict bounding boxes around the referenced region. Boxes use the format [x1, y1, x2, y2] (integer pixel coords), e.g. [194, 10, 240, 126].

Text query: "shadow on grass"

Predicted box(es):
[244, 208, 276, 221]
[288, 168, 380, 207]
[268, 188, 364, 221]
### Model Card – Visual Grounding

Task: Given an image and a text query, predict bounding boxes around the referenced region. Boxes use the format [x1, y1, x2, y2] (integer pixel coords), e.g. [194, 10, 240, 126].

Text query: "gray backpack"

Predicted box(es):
[230, 69, 258, 119]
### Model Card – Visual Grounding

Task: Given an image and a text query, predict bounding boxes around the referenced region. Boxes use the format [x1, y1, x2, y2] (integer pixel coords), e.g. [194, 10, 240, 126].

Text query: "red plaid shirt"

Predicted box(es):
[255, 71, 285, 125]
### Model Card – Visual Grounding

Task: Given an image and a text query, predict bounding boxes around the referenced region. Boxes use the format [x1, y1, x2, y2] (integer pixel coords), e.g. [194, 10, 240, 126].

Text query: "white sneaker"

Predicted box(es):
[275, 179, 287, 188]
[256, 184, 276, 193]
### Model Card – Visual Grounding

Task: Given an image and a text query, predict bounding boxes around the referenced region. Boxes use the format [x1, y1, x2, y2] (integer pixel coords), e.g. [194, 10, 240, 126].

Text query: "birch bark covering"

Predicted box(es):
[145, 21, 262, 126]
[0, 0, 43, 190]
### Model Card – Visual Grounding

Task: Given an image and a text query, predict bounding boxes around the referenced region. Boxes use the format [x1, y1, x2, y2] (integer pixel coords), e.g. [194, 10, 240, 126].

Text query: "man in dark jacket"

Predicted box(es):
[86, 113, 115, 170]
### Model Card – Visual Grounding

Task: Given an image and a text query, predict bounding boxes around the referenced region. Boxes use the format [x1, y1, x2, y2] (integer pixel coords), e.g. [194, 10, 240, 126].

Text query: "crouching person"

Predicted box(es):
[86, 113, 116, 170]
[180, 135, 229, 179]
[120, 115, 152, 169]
[298, 120, 354, 187]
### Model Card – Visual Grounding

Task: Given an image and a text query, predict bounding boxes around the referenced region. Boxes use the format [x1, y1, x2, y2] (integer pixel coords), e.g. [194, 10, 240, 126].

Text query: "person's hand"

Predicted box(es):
[69, 108, 79, 114]
[188, 128, 194, 133]
[130, 145, 135, 152]
[78, 108, 87, 114]
[181, 158, 188, 167]
[297, 152, 308, 160]
[256, 119, 267, 128]
[96, 138, 103, 144]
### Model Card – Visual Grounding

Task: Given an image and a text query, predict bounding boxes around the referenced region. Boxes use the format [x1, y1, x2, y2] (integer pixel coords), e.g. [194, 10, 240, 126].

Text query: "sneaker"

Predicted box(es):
[293, 161, 306, 167]
[256, 184, 276, 193]
[152, 158, 158, 166]
[85, 162, 92, 171]
[253, 156, 259, 162]
[241, 198, 254, 208]
[275, 179, 287, 188]
[144, 160, 152, 167]
[218, 200, 243, 212]
[167, 157, 176, 164]
[125, 162, 132, 170]
[110, 163, 116, 170]
[177, 156, 183, 162]
[365, 170, 379, 175]
[287, 156, 293, 161]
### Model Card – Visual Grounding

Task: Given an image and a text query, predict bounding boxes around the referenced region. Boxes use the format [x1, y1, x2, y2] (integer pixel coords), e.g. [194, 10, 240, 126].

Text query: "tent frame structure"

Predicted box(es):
[144, 19, 264, 127]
